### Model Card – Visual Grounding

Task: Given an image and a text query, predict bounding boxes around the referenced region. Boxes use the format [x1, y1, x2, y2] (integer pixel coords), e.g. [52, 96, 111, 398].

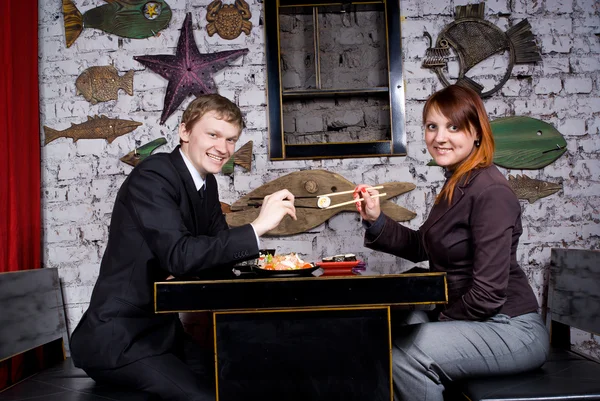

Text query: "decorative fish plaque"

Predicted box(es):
[120, 138, 168, 167]
[76, 66, 134, 104]
[491, 116, 567, 169]
[422, 2, 541, 97]
[226, 170, 416, 236]
[62, 0, 172, 48]
[507, 174, 562, 204]
[428, 116, 567, 170]
[134, 13, 249, 124]
[221, 141, 253, 175]
[206, 0, 253, 40]
[44, 115, 142, 145]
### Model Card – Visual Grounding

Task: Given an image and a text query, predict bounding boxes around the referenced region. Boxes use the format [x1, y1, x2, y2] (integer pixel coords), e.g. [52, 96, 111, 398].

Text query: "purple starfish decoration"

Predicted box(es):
[134, 12, 249, 124]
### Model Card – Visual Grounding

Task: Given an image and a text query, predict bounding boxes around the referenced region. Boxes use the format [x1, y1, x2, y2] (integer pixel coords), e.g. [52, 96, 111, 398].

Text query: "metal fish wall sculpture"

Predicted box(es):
[225, 170, 416, 236]
[507, 174, 562, 203]
[76, 66, 134, 104]
[428, 116, 567, 170]
[44, 115, 142, 145]
[120, 138, 168, 167]
[422, 2, 541, 97]
[62, 0, 172, 48]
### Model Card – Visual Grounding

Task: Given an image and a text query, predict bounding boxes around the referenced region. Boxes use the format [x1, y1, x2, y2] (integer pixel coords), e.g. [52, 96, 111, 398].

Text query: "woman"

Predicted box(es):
[353, 85, 549, 400]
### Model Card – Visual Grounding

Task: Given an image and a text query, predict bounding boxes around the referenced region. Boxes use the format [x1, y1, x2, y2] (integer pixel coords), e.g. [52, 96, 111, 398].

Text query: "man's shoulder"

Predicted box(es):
[137, 150, 174, 168]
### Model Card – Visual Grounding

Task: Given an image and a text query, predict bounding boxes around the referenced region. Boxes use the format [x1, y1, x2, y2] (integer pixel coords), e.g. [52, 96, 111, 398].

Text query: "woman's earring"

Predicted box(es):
[475, 139, 481, 147]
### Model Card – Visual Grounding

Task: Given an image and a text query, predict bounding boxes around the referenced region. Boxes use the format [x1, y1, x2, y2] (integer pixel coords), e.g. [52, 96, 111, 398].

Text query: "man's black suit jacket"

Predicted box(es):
[70, 147, 258, 370]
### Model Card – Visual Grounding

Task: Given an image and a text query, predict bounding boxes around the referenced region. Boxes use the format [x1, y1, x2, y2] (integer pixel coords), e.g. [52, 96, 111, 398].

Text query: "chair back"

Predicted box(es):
[0, 268, 67, 361]
[549, 248, 600, 344]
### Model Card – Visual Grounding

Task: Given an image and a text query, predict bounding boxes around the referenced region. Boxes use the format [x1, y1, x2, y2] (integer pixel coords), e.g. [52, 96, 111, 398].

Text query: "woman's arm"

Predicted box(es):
[364, 214, 428, 263]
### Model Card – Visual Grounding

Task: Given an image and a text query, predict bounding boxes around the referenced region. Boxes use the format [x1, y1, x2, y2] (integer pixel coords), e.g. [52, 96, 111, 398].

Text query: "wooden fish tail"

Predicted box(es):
[233, 141, 253, 170]
[43, 126, 64, 145]
[506, 19, 541, 63]
[62, 0, 83, 48]
[121, 70, 135, 96]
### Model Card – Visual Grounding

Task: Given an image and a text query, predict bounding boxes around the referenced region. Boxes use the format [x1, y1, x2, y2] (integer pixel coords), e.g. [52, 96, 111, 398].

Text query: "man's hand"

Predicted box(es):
[353, 184, 381, 223]
[251, 189, 297, 236]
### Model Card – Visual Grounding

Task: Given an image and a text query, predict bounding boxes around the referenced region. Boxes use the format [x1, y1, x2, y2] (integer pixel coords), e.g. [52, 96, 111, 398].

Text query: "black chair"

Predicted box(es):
[450, 248, 600, 401]
[0, 268, 154, 401]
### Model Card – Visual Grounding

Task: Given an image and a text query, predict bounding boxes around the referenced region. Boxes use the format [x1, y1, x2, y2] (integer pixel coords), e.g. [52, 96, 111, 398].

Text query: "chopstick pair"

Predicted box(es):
[248, 185, 384, 200]
[247, 185, 386, 209]
[246, 201, 320, 209]
[324, 192, 387, 209]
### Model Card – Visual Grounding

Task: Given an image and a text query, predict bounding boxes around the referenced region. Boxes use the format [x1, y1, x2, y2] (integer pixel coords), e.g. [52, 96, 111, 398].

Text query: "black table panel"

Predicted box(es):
[215, 307, 391, 401]
[155, 273, 447, 313]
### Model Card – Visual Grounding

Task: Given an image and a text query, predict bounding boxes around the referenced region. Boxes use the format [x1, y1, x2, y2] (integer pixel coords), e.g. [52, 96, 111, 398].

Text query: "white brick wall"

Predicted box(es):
[39, 0, 599, 353]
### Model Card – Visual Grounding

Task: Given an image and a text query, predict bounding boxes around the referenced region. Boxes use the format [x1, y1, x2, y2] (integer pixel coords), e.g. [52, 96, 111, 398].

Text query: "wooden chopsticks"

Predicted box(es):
[247, 185, 384, 200]
[324, 193, 387, 209]
[317, 185, 384, 198]
[246, 201, 320, 209]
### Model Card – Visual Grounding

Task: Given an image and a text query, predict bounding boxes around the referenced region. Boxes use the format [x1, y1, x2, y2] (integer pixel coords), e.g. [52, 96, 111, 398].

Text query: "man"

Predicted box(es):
[70, 94, 296, 400]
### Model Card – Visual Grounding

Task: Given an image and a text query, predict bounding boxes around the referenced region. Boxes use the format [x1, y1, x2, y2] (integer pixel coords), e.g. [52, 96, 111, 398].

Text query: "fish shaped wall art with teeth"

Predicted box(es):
[422, 2, 541, 97]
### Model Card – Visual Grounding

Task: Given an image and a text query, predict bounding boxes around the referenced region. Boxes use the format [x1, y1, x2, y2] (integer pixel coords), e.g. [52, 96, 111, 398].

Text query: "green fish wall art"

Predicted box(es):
[428, 116, 567, 170]
[120, 138, 167, 167]
[62, 0, 172, 48]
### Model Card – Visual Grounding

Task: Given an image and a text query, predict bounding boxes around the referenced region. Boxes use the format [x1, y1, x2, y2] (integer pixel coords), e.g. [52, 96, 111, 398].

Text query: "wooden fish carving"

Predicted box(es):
[62, 0, 172, 48]
[120, 138, 167, 167]
[428, 116, 567, 170]
[44, 115, 142, 145]
[76, 66, 134, 104]
[491, 116, 567, 169]
[507, 174, 562, 204]
[226, 170, 416, 236]
[221, 141, 253, 175]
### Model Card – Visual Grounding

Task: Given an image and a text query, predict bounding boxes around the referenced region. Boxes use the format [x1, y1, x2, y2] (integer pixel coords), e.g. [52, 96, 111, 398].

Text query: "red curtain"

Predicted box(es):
[0, 0, 41, 390]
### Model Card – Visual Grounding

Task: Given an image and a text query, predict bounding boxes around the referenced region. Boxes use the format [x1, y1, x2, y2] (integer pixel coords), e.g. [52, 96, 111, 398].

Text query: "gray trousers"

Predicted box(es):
[392, 311, 550, 401]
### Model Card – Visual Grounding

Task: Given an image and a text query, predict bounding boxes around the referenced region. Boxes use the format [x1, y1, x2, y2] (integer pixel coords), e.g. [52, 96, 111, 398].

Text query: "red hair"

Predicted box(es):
[423, 85, 495, 204]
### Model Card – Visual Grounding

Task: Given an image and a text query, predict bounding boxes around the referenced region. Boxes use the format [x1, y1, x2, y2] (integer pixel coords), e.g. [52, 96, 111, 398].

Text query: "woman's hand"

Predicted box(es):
[251, 189, 297, 236]
[353, 184, 381, 223]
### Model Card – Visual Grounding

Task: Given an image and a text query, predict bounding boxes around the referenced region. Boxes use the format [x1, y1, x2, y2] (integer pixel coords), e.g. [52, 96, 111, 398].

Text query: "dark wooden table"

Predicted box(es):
[155, 272, 447, 401]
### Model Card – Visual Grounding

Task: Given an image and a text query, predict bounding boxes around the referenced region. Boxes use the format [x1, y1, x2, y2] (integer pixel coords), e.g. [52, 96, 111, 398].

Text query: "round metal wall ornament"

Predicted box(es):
[422, 2, 541, 97]
[206, 0, 253, 40]
[143, 2, 162, 20]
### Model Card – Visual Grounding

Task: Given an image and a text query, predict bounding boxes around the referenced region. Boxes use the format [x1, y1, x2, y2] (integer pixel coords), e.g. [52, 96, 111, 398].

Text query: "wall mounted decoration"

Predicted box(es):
[120, 138, 168, 167]
[428, 116, 567, 169]
[490, 116, 567, 169]
[62, 0, 172, 48]
[134, 12, 249, 125]
[507, 174, 562, 204]
[225, 170, 416, 236]
[44, 115, 142, 145]
[221, 141, 253, 175]
[422, 2, 541, 97]
[264, 0, 406, 160]
[206, 0, 253, 40]
[75, 66, 134, 104]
